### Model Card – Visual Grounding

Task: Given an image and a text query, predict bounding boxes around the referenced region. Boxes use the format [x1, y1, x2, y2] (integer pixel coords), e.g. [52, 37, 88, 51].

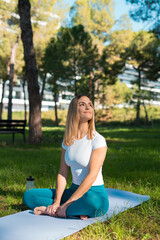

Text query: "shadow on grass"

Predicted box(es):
[0, 125, 160, 149]
[0, 187, 25, 199]
[42, 118, 65, 127]
[96, 119, 160, 128]
[10, 203, 28, 212]
[42, 118, 56, 127]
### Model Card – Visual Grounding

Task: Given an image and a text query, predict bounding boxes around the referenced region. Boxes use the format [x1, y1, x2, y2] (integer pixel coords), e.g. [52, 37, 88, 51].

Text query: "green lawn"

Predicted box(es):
[0, 126, 159, 239]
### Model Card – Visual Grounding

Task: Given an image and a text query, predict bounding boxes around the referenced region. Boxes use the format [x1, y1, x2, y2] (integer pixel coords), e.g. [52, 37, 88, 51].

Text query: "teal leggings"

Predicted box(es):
[23, 183, 109, 218]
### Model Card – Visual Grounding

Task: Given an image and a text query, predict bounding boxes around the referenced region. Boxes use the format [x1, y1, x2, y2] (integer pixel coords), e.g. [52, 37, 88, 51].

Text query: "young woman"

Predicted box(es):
[23, 95, 109, 220]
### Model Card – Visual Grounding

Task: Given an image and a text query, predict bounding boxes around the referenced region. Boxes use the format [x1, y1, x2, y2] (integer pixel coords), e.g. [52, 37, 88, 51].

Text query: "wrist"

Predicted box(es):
[53, 199, 60, 205]
[64, 200, 74, 207]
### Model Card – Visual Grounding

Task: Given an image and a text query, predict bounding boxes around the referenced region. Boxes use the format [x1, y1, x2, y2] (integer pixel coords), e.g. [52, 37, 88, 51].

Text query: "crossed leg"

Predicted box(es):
[23, 188, 88, 219]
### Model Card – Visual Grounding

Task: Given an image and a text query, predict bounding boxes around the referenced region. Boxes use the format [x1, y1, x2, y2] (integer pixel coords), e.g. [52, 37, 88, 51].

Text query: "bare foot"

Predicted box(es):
[34, 206, 47, 215]
[80, 215, 88, 220]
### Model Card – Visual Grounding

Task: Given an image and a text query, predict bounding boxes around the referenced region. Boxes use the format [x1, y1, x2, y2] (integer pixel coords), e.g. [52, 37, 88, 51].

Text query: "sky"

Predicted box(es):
[65, 0, 149, 32]
[114, 0, 149, 32]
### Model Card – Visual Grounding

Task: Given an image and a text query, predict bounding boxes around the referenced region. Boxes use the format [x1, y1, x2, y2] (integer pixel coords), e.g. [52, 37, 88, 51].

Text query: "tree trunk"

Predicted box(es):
[18, 0, 42, 143]
[88, 60, 95, 105]
[136, 69, 141, 126]
[91, 71, 95, 106]
[22, 79, 27, 121]
[53, 78, 59, 126]
[40, 72, 47, 106]
[136, 99, 140, 126]
[8, 63, 14, 121]
[7, 39, 18, 120]
[89, 77, 92, 99]
[54, 91, 59, 126]
[73, 53, 77, 96]
[0, 80, 6, 120]
[143, 100, 149, 126]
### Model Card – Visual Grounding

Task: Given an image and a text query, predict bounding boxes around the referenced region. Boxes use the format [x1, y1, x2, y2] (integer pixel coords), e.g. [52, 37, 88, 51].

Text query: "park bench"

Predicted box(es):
[0, 120, 26, 143]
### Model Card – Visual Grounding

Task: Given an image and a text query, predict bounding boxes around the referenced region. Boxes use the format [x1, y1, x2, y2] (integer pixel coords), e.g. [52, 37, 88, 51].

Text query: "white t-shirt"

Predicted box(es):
[62, 131, 107, 186]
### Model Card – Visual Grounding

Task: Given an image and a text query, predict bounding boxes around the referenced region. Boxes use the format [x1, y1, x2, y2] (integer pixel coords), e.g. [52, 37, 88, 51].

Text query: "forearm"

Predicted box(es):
[64, 173, 96, 205]
[54, 172, 67, 204]
[66, 147, 107, 204]
[54, 148, 68, 204]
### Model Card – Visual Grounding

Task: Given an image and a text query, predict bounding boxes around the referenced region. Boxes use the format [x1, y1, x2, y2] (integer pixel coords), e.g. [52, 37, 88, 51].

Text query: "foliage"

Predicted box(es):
[0, 38, 10, 81]
[70, 0, 115, 52]
[44, 24, 99, 102]
[0, 0, 68, 98]
[43, 36, 68, 125]
[126, 0, 160, 35]
[0, 0, 24, 121]
[125, 31, 159, 69]
[0, 0, 22, 76]
[121, 30, 160, 125]
[101, 80, 133, 108]
[99, 30, 134, 108]
[101, 30, 134, 83]
[29, 0, 68, 68]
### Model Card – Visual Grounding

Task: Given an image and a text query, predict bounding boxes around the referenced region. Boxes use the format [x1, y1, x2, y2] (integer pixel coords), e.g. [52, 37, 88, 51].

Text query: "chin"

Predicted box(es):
[85, 116, 93, 121]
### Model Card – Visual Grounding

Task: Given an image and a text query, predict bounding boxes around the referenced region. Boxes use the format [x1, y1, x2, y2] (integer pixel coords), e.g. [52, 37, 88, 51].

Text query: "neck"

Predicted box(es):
[77, 122, 88, 139]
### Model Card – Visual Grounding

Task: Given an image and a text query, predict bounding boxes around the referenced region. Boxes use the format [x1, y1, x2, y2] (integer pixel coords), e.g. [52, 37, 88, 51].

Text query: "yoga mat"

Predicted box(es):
[0, 188, 150, 240]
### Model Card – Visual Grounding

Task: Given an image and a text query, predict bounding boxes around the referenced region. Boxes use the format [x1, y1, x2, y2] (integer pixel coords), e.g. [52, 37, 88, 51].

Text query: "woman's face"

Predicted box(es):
[77, 96, 94, 123]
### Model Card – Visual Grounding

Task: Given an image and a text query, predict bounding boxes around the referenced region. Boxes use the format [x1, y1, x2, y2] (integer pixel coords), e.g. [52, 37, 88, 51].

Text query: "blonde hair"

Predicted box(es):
[64, 95, 95, 146]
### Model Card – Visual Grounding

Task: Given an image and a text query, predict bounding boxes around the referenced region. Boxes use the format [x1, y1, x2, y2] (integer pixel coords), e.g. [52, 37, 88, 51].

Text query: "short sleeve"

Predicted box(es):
[92, 132, 107, 150]
[62, 140, 67, 150]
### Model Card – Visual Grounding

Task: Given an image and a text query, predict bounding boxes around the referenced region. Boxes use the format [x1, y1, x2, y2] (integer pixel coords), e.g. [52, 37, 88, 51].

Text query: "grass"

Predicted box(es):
[0, 124, 159, 239]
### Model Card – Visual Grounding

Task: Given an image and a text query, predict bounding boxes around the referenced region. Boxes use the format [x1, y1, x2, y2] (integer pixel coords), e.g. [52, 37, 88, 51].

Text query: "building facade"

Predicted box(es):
[0, 79, 74, 112]
[0, 63, 160, 113]
[118, 63, 160, 105]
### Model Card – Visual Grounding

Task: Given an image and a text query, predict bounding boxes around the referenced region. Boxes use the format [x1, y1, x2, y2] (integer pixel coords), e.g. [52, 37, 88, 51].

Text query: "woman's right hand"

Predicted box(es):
[46, 202, 60, 216]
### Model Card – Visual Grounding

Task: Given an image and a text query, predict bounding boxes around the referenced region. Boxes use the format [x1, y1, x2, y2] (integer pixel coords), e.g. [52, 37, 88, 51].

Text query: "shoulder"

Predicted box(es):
[62, 140, 67, 150]
[93, 131, 105, 139]
[92, 131, 107, 150]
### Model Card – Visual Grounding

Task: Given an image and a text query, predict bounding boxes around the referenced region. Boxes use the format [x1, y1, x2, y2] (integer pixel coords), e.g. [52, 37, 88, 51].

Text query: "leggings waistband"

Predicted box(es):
[70, 183, 106, 192]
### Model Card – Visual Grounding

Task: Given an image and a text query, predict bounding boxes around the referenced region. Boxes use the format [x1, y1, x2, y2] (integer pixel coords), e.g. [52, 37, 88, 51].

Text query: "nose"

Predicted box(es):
[85, 104, 90, 110]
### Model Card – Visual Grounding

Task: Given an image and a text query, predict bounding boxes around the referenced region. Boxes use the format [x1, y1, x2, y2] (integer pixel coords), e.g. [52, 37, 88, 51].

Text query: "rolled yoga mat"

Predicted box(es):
[0, 188, 150, 240]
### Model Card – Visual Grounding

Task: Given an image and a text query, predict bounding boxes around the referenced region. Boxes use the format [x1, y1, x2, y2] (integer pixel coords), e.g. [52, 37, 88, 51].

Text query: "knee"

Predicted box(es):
[23, 189, 36, 209]
[84, 191, 100, 209]
[84, 191, 109, 216]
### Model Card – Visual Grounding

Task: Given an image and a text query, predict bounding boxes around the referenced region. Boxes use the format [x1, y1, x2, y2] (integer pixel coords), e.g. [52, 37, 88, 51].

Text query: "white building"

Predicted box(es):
[0, 79, 74, 112]
[1, 63, 160, 112]
[118, 63, 160, 106]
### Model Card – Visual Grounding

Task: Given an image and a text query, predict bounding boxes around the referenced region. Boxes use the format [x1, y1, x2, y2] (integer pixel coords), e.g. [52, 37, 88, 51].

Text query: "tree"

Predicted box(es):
[126, 0, 160, 35]
[18, 0, 42, 143]
[101, 80, 132, 108]
[57, 25, 99, 103]
[70, 0, 115, 52]
[44, 37, 67, 126]
[7, 36, 20, 121]
[30, 0, 68, 104]
[124, 31, 160, 126]
[0, 0, 21, 120]
[20, 67, 28, 121]
[0, 37, 10, 119]
[101, 29, 134, 76]
[100, 30, 134, 107]
[43, 25, 98, 124]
